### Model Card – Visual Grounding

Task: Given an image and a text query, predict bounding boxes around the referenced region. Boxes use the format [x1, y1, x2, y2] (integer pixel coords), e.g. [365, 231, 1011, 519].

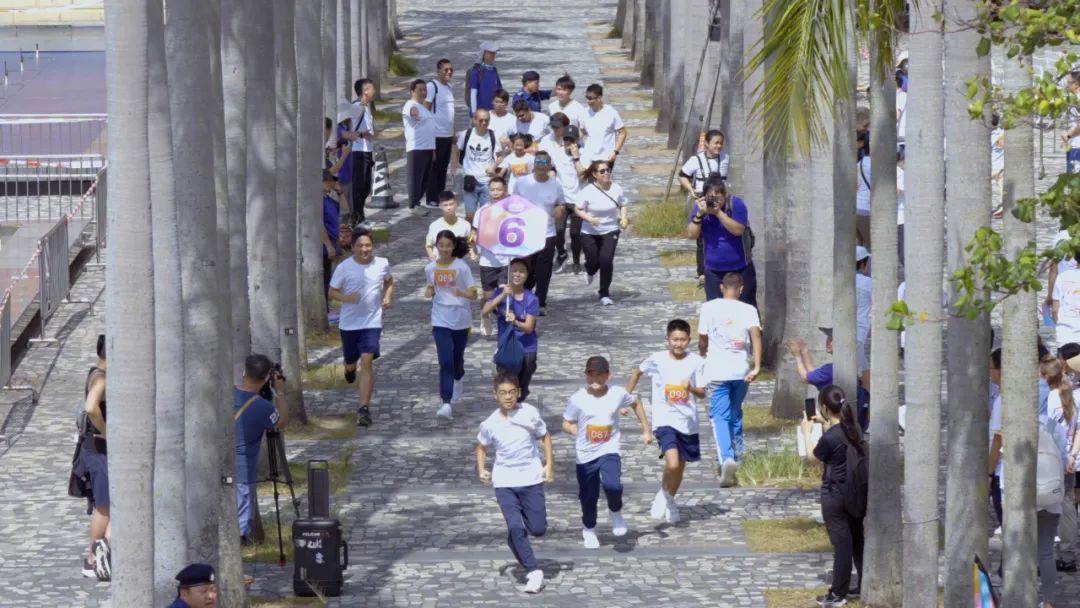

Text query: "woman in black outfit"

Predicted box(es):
[800, 385, 865, 607]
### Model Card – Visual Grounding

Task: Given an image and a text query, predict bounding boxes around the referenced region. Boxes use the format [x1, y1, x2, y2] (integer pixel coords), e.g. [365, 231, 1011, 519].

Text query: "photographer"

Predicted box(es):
[234, 354, 289, 541]
[686, 178, 756, 305]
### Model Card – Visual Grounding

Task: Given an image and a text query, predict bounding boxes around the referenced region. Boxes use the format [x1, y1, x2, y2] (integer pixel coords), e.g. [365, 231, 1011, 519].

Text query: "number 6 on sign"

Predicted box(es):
[474, 194, 549, 259]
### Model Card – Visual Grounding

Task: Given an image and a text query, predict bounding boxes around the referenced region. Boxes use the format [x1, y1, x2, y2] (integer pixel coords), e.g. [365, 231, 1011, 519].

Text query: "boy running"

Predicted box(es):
[626, 319, 706, 523]
[562, 356, 651, 548]
[476, 372, 554, 594]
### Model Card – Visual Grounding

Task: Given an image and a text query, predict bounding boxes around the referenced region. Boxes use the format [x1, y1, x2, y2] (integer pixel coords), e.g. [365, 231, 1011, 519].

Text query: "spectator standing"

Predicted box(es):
[580, 84, 627, 165]
[513, 150, 565, 313]
[686, 179, 753, 303]
[678, 129, 730, 286]
[331, 100, 359, 219]
[322, 171, 343, 323]
[351, 79, 378, 223]
[855, 247, 872, 385]
[991, 113, 1005, 216]
[1043, 358, 1080, 572]
[512, 70, 552, 112]
[425, 59, 456, 208]
[575, 159, 628, 305]
[855, 130, 872, 247]
[402, 79, 437, 210]
[466, 42, 503, 116]
[233, 354, 288, 541]
[1052, 252, 1080, 346]
[988, 349, 1004, 531]
[896, 78, 907, 156]
[78, 335, 110, 581]
[453, 109, 499, 223]
[1063, 71, 1080, 175]
[548, 75, 588, 127]
[786, 331, 871, 429]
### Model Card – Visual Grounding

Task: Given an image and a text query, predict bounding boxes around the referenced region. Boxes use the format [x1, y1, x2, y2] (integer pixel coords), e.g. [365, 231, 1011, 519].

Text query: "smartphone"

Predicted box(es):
[804, 398, 817, 421]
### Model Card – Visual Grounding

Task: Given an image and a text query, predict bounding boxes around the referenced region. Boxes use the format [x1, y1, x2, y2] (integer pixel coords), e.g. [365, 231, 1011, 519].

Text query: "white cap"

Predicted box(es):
[897, 50, 909, 65]
[855, 245, 871, 262]
[336, 99, 360, 125]
[480, 41, 500, 54]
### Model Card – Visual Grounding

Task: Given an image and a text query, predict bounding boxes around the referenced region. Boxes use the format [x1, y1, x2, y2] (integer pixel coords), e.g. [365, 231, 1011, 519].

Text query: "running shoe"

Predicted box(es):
[600, 296, 613, 306]
[554, 253, 568, 273]
[816, 592, 847, 607]
[424, 200, 440, 209]
[719, 459, 739, 488]
[650, 489, 667, 520]
[344, 368, 357, 384]
[451, 379, 463, 403]
[582, 527, 600, 549]
[356, 405, 372, 427]
[436, 403, 453, 420]
[611, 510, 628, 537]
[523, 569, 545, 593]
[572, 262, 582, 275]
[665, 502, 681, 524]
[538, 306, 547, 317]
[81, 557, 96, 578]
[92, 539, 111, 582]
[585, 273, 595, 286]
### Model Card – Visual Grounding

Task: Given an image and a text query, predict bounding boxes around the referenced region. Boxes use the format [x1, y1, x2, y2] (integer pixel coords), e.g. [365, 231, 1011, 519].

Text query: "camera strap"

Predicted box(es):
[234, 395, 260, 421]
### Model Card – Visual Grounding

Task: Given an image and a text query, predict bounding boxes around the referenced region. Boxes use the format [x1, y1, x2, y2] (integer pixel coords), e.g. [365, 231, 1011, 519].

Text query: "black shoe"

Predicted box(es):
[572, 262, 581, 275]
[554, 253, 568, 273]
[538, 306, 547, 317]
[1057, 559, 1077, 572]
[424, 200, 440, 209]
[345, 369, 357, 384]
[815, 592, 847, 607]
[356, 406, 372, 427]
[846, 586, 860, 599]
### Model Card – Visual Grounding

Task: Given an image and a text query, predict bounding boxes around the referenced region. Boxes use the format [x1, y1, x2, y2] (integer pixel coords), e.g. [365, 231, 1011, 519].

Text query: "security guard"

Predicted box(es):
[166, 563, 217, 608]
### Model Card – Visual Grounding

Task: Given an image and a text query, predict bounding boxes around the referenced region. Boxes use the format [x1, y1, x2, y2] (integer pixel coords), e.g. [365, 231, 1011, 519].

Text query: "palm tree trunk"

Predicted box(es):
[146, 2, 184, 603]
[1000, 54, 1038, 607]
[862, 13, 902, 604]
[337, 0, 350, 100]
[323, 0, 337, 119]
[810, 92, 835, 371]
[165, 0, 229, 567]
[741, 0, 765, 303]
[902, 1, 946, 604]
[298, 0, 329, 340]
[104, 1, 155, 603]
[349, 0, 361, 85]
[942, 0, 992, 604]
[274, 0, 307, 423]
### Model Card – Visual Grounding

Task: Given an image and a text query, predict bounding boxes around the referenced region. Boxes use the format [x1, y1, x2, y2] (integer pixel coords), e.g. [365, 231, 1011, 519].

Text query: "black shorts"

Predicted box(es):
[480, 266, 506, 291]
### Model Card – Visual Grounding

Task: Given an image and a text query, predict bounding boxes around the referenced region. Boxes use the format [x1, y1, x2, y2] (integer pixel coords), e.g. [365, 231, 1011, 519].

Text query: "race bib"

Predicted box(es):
[433, 269, 456, 288]
[664, 384, 690, 405]
[511, 163, 530, 176]
[725, 339, 746, 351]
[585, 424, 613, 444]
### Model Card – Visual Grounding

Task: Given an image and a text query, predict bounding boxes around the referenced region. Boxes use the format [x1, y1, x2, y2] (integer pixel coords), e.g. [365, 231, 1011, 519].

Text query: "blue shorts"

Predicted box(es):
[340, 328, 381, 364]
[79, 448, 110, 509]
[654, 426, 701, 463]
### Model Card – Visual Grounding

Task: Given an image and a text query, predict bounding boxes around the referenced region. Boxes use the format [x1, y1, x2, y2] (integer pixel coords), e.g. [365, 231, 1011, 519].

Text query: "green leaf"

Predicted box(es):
[976, 37, 991, 57]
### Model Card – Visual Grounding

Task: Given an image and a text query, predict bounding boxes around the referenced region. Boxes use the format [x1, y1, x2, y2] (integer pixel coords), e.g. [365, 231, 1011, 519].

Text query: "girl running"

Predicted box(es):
[424, 230, 478, 420]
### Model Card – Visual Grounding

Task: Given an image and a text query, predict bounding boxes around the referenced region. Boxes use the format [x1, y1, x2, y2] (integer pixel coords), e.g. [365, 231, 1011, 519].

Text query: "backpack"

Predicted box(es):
[428, 79, 439, 114]
[459, 127, 496, 164]
[840, 434, 869, 518]
[1036, 419, 1065, 511]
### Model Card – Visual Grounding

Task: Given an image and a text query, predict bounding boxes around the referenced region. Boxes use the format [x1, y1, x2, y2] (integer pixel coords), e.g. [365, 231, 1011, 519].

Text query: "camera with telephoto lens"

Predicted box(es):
[259, 362, 286, 401]
[705, 194, 719, 210]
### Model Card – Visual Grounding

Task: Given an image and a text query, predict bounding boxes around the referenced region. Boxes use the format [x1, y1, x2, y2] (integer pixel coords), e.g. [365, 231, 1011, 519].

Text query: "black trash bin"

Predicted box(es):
[292, 517, 348, 597]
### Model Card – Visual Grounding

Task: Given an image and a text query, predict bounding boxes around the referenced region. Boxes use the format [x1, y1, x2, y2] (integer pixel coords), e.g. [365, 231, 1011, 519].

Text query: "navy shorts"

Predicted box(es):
[654, 426, 701, 463]
[340, 328, 381, 364]
[79, 448, 110, 509]
[480, 266, 506, 292]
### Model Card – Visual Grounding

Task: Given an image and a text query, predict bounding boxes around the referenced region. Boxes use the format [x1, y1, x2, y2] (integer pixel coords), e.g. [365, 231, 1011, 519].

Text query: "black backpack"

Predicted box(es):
[840, 434, 869, 518]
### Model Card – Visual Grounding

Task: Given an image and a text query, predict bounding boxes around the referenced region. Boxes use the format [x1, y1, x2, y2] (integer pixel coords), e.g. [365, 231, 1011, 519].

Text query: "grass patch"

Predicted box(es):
[742, 517, 831, 553]
[738, 450, 821, 489]
[371, 226, 391, 243]
[301, 362, 349, 390]
[250, 598, 323, 608]
[658, 249, 696, 267]
[287, 449, 354, 499]
[668, 280, 701, 302]
[305, 328, 340, 349]
[285, 414, 357, 441]
[387, 53, 418, 77]
[372, 108, 400, 123]
[606, 26, 622, 38]
[633, 197, 688, 237]
[742, 406, 797, 434]
[764, 589, 864, 608]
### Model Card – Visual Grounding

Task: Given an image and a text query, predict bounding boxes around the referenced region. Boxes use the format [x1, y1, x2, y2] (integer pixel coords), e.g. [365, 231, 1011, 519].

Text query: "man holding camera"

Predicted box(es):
[234, 354, 289, 541]
[686, 178, 755, 304]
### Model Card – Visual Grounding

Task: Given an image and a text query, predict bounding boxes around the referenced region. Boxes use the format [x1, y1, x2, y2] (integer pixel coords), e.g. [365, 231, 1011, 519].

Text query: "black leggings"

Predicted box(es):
[822, 493, 864, 596]
[350, 150, 373, 223]
[581, 231, 620, 298]
[568, 214, 583, 264]
[426, 136, 454, 204]
[406, 149, 434, 208]
[525, 236, 556, 307]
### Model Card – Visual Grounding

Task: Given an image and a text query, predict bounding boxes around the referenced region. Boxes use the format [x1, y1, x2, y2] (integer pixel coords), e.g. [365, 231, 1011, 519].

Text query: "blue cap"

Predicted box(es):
[175, 563, 215, 588]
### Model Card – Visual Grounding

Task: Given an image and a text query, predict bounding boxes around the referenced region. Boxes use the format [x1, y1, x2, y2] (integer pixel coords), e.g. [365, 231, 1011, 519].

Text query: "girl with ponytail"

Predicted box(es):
[799, 385, 865, 606]
[424, 230, 478, 420]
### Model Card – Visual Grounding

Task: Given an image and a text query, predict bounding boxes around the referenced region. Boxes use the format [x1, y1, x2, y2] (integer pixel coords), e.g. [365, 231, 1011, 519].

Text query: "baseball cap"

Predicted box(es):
[563, 125, 581, 142]
[336, 99, 360, 125]
[584, 356, 610, 373]
[522, 70, 540, 83]
[480, 41, 500, 54]
[855, 246, 871, 262]
[175, 563, 215, 589]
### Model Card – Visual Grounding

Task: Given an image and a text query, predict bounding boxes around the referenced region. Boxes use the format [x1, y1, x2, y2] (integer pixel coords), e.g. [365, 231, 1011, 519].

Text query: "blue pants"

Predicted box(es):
[494, 483, 547, 571]
[575, 453, 623, 529]
[236, 482, 255, 536]
[704, 264, 758, 307]
[1069, 148, 1080, 176]
[432, 326, 468, 403]
[710, 380, 749, 463]
[462, 180, 489, 215]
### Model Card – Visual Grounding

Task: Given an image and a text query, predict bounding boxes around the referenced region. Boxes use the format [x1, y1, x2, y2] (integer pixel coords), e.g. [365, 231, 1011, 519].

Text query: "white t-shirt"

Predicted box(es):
[896, 165, 905, 225]
[515, 113, 550, 146]
[698, 298, 761, 383]
[425, 258, 474, 330]
[329, 256, 392, 331]
[425, 79, 455, 138]
[513, 174, 564, 238]
[1053, 267, 1080, 345]
[476, 404, 548, 488]
[856, 273, 872, 343]
[473, 209, 510, 268]
[581, 104, 625, 160]
[989, 388, 1003, 477]
[638, 351, 704, 435]
[456, 127, 496, 183]
[1069, 106, 1080, 149]
[426, 216, 472, 248]
[402, 100, 436, 151]
[563, 386, 636, 464]
[351, 101, 374, 153]
[576, 182, 626, 235]
[489, 111, 517, 147]
[1053, 229, 1077, 276]
[896, 91, 907, 143]
[991, 127, 1005, 175]
[497, 152, 535, 193]
[548, 98, 588, 127]
[680, 152, 731, 194]
[539, 135, 583, 202]
[856, 156, 871, 215]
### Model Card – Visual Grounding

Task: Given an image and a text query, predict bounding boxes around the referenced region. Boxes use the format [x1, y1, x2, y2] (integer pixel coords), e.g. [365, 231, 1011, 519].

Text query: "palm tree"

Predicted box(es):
[323, 0, 337, 120]
[103, 0, 155, 603]
[941, 0, 992, 604]
[274, 0, 307, 423]
[165, 0, 229, 567]
[1000, 53, 1038, 608]
[298, 0, 328, 339]
[862, 6, 902, 603]
[349, 0, 361, 87]
[146, 1, 184, 603]
[337, 0, 350, 102]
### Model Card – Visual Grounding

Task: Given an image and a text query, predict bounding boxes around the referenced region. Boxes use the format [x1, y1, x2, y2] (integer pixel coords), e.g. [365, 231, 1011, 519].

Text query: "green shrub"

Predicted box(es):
[633, 198, 687, 237]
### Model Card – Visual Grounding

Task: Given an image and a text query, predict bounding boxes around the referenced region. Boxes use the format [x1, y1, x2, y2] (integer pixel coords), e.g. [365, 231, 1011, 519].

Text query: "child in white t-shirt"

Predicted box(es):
[562, 356, 650, 549]
[496, 133, 535, 193]
[626, 319, 706, 523]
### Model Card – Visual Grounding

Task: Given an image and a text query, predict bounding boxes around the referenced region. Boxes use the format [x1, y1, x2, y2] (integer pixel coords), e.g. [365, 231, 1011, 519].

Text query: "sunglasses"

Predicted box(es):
[535, 160, 551, 166]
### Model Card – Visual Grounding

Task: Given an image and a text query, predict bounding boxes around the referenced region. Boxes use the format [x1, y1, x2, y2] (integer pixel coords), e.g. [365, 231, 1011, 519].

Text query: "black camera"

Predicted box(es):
[259, 362, 286, 401]
[705, 194, 719, 210]
[336, 137, 350, 149]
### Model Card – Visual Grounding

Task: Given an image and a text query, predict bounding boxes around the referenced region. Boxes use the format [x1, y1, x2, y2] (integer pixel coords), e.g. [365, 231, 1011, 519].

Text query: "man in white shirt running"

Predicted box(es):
[513, 151, 565, 313]
[425, 59, 456, 208]
[581, 83, 627, 166]
[548, 74, 587, 127]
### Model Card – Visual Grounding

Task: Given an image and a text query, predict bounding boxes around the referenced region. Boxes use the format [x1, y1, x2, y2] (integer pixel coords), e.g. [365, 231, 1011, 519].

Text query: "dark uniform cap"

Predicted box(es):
[176, 563, 215, 588]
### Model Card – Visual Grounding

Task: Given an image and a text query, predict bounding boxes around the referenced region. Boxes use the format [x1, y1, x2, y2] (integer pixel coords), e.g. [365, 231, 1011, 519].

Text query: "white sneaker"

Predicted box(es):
[523, 569, 545, 593]
[611, 510, 628, 537]
[451, 379, 463, 403]
[650, 490, 667, 520]
[600, 296, 614, 306]
[719, 458, 739, 488]
[585, 272, 595, 286]
[665, 502, 681, 524]
[582, 526, 600, 549]
[436, 403, 453, 420]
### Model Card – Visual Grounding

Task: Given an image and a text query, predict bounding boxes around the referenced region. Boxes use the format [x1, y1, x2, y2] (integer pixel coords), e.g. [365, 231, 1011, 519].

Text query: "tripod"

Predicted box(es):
[264, 430, 301, 567]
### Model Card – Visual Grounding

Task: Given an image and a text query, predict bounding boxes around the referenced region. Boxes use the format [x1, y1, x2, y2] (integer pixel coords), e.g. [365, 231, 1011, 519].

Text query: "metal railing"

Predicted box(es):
[34, 218, 68, 342]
